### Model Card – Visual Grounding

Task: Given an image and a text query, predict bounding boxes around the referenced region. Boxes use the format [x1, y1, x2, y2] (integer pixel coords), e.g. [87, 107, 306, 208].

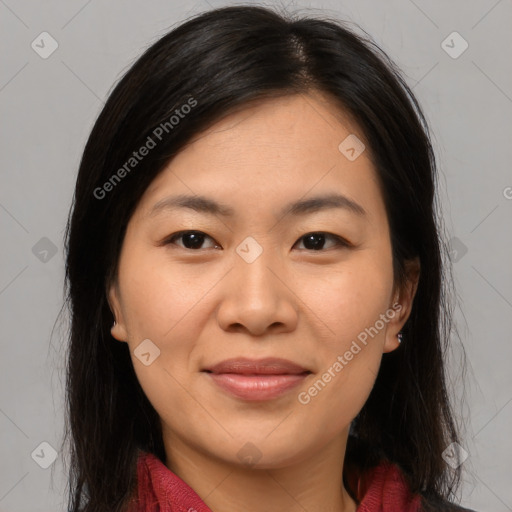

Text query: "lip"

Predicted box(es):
[203, 357, 310, 375]
[202, 357, 311, 401]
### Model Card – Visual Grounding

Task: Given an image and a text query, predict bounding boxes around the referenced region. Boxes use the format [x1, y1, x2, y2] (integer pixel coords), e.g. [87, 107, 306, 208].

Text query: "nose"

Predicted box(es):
[215, 248, 298, 337]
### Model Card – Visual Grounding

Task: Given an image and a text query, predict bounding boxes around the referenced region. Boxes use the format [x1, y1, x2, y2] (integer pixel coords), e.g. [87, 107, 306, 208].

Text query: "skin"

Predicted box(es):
[109, 90, 420, 512]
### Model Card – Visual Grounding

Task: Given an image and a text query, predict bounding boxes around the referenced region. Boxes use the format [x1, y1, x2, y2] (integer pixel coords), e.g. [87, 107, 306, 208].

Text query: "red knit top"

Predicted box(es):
[126, 450, 422, 511]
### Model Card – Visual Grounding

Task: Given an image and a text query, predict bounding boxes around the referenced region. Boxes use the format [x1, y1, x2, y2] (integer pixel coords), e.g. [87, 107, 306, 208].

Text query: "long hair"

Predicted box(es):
[62, 5, 464, 511]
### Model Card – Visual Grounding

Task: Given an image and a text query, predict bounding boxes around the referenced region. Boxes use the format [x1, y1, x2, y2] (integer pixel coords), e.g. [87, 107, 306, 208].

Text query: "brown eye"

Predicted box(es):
[162, 230, 350, 252]
[164, 230, 220, 250]
[294, 232, 350, 251]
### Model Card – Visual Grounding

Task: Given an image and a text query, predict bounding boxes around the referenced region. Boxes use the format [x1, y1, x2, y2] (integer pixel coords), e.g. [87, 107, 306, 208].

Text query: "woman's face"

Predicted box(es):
[109, 91, 417, 470]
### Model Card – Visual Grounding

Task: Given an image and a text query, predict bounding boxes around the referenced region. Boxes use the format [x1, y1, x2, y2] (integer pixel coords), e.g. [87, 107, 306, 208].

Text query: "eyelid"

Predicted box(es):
[160, 230, 352, 251]
[296, 232, 352, 250]
[159, 230, 219, 249]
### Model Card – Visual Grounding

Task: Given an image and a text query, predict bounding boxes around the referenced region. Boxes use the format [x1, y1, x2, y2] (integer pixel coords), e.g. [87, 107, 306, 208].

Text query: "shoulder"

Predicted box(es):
[344, 437, 478, 512]
[352, 460, 478, 512]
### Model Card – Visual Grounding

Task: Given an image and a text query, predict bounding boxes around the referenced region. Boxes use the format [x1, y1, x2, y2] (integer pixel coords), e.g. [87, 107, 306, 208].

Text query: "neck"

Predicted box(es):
[162, 427, 358, 512]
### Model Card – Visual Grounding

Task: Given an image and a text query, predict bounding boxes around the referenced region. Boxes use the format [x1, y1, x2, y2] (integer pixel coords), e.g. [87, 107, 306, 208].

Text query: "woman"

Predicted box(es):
[62, 5, 474, 511]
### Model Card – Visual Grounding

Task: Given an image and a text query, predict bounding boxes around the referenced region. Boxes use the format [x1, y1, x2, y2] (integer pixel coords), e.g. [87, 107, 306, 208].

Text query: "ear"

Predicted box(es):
[107, 280, 128, 343]
[383, 257, 420, 354]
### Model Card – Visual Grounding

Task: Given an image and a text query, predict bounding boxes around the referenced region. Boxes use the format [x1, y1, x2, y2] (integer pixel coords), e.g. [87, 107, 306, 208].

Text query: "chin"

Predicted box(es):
[213, 434, 314, 470]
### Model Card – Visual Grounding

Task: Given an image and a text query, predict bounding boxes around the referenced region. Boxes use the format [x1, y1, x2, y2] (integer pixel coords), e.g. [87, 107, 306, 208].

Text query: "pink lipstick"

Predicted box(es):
[202, 357, 311, 401]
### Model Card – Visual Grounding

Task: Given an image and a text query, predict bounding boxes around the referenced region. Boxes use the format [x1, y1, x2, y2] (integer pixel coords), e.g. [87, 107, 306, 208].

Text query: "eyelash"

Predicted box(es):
[161, 230, 351, 252]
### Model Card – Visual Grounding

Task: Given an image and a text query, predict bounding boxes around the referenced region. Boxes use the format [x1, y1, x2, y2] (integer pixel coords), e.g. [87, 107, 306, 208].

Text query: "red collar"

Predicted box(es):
[127, 451, 421, 512]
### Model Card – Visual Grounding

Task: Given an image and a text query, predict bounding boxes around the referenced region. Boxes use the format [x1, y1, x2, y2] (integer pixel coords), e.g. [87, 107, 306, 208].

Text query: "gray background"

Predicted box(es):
[1, 0, 511, 510]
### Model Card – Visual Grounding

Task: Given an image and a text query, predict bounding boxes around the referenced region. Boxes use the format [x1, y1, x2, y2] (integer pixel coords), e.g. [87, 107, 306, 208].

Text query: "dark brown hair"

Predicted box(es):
[62, 5, 466, 511]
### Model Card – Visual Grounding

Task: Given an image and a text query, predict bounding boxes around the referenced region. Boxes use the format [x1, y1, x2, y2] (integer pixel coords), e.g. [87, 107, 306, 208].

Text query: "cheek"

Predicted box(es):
[117, 247, 216, 341]
[295, 272, 391, 432]
[296, 352, 381, 447]
[117, 246, 222, 393]
[298, 251, 394, 348]
[118, 251, 213, 431]
[291, 252, 393, 422]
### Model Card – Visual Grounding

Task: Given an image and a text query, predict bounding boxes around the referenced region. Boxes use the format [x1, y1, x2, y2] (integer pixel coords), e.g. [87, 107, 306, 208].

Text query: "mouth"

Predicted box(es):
[201, 357, 312, 401]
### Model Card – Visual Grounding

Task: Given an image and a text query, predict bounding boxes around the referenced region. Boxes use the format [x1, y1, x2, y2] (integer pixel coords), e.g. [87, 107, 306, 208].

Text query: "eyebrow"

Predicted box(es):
[149, 193, 367, 219]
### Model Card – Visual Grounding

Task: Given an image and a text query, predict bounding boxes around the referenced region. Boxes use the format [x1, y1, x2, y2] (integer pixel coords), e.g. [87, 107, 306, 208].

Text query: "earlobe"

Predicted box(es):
[107, 282, 128, 342]
[111, 320, 128, 343]
[383, 331, 401, 353]
[383, 257, 420, 354]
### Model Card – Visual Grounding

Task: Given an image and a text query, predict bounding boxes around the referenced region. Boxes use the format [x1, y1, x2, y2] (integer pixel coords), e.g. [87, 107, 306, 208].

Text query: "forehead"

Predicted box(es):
[173, 91, 366, 169]
[138, 92, 385, 226]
